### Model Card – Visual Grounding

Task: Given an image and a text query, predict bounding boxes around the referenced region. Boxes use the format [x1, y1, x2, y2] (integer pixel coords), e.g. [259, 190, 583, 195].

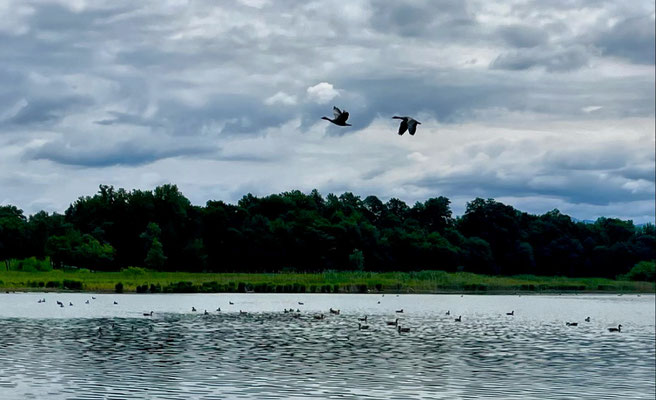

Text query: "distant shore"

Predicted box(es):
[1, 269, 653, 294]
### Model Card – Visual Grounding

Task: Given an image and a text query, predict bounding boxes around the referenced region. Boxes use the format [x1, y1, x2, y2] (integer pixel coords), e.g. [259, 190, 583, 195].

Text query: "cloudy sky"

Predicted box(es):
[1, 0, 654, 222]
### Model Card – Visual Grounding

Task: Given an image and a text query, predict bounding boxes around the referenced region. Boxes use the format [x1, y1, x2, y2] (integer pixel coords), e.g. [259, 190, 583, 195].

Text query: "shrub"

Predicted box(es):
[310, 285, 317, 293]
[164, 281, 196, 293]
[333, 284, 339, 293]
[237, 282, 246, 293]
[46, 281, 61, 288]
[122, 266, 148, 275]
[149, 283, 162, 293]
[115, 282, 124, 293]
[136, 284, 149, 293]
[621, 260, 655, 282]
[63, 280, 83, 290]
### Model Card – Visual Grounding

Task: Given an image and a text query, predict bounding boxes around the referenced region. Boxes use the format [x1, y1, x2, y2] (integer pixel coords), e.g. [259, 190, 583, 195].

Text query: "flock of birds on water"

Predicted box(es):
[322, 106, 421, 135]
[33, 294, 625, 336]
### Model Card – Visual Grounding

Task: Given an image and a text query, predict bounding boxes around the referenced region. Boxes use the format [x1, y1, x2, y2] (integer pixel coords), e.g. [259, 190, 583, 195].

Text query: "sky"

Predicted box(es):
[1, 0, 654, 223]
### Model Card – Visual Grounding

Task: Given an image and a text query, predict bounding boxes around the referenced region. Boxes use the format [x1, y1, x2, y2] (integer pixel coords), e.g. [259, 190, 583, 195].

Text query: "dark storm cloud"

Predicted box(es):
[29, 139, 215, 167]
[594, 15, 655, 64]
[496, 25, 549, 48]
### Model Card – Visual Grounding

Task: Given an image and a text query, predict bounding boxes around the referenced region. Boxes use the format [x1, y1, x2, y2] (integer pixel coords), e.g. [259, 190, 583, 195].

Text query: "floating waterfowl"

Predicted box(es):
[85, 300, 89, 304]
[322, 106, 351, 126]
[191, 307, 197, 312]
[386, 318, 399, 326]
[313, 314, 325, 320]
[358, 323, 369, 330]
[358, 316, 368, 322]
[69, 302, 73, 306]
[585, 317, 590, 322]
[455, 315, 462, 322]
[445, 310, 450, 316]
[608, 324, 622, 332]
[396, 309, 404, 313]
[566, 322, 578, 326]
[143, 311, 153, 316]
[329, 308, 340, 315]
[397, 325, 411, 333]
[392, 116, 421, 136]
[506, 310, 514, 316]
[239, 310, 248, 315]
[216, 307, 221, 312]
[113, 301, 118, 305]
[298, 302, 304, 305]
[229, 301, 234, 305]
[204, 310, 209, 315]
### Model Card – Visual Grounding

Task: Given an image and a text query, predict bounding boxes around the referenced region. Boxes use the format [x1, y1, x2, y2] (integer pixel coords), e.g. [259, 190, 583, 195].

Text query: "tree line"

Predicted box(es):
[0, 184, 654, 279]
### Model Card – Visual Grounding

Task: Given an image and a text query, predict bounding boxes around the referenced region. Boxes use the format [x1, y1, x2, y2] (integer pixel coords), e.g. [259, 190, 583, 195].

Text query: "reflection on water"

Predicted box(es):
[0, 294, 654, 399]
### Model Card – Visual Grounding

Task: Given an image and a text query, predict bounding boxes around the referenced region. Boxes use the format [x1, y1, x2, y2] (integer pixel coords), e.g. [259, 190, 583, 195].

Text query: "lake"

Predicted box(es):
[0, 293, 653, 399]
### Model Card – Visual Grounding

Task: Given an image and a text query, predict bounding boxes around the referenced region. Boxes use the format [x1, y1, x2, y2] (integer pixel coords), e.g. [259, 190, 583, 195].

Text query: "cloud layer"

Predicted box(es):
[0, 0, 654, 223]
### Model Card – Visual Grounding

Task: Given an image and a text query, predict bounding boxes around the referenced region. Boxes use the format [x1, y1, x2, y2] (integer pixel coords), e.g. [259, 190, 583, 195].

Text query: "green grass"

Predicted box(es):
[0, 267, 653, 293]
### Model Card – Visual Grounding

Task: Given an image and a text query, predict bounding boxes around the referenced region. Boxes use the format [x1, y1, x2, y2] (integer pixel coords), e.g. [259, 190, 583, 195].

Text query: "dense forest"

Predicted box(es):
[0, 184, 654, 279]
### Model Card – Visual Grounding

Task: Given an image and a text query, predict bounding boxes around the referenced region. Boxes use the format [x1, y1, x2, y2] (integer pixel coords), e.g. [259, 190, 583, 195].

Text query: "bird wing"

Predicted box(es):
[332, 106, 342, 119]
[335, 110, 349, 124]
[407, 119, 418, 135]
[398, 120, 408, 135]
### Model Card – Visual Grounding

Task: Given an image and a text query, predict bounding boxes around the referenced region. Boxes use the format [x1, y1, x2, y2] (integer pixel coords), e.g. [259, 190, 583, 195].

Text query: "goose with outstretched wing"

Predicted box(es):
[393, 116, 421, 135]
[322, 106, 352, 126]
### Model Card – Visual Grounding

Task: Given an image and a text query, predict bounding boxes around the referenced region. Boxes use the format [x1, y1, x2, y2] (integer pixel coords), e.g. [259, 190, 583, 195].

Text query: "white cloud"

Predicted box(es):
[264, 91, 297, 106]
[306, 82, 340, 104]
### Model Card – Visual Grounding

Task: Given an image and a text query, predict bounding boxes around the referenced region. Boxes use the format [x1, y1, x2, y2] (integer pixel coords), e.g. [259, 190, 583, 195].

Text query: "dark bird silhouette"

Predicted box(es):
[143, 311, 153, 316]
[322, 106, 351, 126]
[113, 301, 118, 305]
[397, 325, 411, 333]
[395, 309, 404, 313]
[329, 308, 340, 315]
[506, 310, 514, 316]
[585, 317, 590, 322]
[313, 314, 325, 320]
[191, 307, 197, 312]
[239, 310, 248, 315]
[216, 307, 221, 312]
[229, 301, 234, 305]
[358, 323, 369, 330]
[455, 315, 462, 322]
[445, 310, 450, 316]
[566, 322, 578, 326]
[608, 324, 622, 332]
[69, 302, 73, 306]
[386, 318, 399, 326]
[358, 316, 368, 322]
[298, 302, 304, 305]
[204, 310, 209, 315]
[85, 300, 89, 304]
[393, 116, 421, 135]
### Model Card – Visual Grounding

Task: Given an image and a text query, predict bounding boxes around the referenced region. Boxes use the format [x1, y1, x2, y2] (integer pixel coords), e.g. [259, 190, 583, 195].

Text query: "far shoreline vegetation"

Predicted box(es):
[0, 265, 654, 294]
[1, 184, 654, 294]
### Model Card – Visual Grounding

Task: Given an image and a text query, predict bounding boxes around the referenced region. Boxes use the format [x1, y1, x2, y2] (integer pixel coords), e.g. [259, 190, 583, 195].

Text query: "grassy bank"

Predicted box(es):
[0, 268, 653, 294]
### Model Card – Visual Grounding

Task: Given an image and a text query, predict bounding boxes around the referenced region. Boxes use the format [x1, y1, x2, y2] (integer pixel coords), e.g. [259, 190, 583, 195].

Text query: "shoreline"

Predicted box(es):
[1, 269, 653, 295]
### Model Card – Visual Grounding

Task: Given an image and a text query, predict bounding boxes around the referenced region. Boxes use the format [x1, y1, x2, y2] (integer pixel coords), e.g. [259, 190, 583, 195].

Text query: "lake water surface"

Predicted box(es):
[0, 293, 654, 399]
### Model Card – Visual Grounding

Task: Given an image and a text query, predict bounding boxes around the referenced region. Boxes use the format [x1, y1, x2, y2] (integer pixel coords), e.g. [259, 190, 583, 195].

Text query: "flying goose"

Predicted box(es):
[608, 324, 622, 332]
[393, 116, 421, 135]
[322, 106, 351, 126]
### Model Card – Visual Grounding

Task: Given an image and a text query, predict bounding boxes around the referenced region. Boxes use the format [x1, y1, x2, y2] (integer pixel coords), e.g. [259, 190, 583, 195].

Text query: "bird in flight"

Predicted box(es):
[393, 116, 421, 135]
[322, 106, 351, 126]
